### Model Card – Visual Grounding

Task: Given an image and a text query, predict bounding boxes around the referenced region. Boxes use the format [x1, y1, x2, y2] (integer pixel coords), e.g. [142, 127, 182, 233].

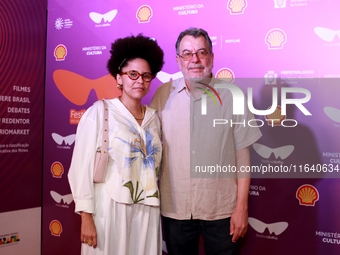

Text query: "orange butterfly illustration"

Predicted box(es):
[53, 69, 120, 105]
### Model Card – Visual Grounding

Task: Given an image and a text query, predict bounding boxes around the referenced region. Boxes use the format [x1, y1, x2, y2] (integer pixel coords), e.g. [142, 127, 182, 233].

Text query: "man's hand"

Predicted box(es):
[230, 146, 251, 243]
[230, 206, 248, 242]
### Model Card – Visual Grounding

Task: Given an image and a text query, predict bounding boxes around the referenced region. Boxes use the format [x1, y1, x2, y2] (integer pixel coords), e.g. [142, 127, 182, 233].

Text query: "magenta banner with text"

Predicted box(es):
[1, 0, 46, 254]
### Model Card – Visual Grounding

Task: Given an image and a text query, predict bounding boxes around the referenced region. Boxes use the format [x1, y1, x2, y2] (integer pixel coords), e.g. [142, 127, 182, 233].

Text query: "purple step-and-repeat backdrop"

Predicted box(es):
[43, 0, 340, 254]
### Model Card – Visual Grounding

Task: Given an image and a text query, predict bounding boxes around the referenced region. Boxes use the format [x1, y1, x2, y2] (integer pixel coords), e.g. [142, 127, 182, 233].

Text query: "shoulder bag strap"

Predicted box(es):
[101, 99, 109, 154]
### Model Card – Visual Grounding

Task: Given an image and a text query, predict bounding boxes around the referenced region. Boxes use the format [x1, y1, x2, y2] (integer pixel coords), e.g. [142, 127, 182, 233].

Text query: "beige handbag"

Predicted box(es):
[93, 99, 109, 183]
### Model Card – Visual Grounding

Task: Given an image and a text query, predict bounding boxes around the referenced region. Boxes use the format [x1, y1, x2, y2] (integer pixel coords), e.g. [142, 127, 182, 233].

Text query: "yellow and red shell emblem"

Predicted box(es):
[227, 0, 247, 14]
[265, 29, 287, 50]
[215, 68, 235, 83]
[296, 184, 319, 206]
[51, 161, 64, 178]
[136, 5, 153, 23]
[54, 44, 67, 61]
[49, 220, 63, 236]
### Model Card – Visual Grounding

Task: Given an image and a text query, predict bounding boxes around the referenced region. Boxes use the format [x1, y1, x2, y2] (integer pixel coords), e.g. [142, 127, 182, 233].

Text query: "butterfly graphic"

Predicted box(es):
[53, 70, 119, 106]
[324, 106, 340, 123]
[156, 71, 183, 83]
[89, 9, 118, 24]
[50, 191, 74, 205]
[248, 217, 288, 235]
[52, 133, 76, 146]
[314, 27, 340, 42]
[253, 143, 294, 160]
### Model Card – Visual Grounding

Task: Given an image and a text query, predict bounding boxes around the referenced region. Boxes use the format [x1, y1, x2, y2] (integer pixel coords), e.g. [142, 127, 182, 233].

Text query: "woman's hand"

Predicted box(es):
[80, 212, 98, 248]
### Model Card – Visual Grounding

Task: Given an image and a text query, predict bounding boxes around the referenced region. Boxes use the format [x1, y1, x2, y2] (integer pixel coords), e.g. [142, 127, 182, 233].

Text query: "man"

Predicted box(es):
[150, 28, 262, 255]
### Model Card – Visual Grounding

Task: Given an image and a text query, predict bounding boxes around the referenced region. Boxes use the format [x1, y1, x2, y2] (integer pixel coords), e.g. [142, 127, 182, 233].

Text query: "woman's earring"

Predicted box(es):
[117, 84, 122, 90]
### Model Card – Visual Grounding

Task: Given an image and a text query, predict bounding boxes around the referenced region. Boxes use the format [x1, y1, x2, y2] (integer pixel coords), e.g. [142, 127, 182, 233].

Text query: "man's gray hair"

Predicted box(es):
[175, 27, 213, 54]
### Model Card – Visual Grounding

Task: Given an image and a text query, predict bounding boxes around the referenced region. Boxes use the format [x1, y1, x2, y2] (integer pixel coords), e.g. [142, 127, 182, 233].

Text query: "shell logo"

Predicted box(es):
[54, 44, 67, 61]
[265, 105, 286, 126]
[51, 161, 64, 178]
[215, 68, 235, 83]
[136, 5, 153, 23]
[227, 0, 247, 15]
[296, 184, 319, 206]
[49, 220, 63, 236]
[265, 29, 287, 50]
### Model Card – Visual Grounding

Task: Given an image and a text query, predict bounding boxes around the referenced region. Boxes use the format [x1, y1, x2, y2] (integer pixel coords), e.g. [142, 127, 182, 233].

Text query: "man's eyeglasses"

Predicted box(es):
[177, 49, 211, 60]
[120, 70, 154, 82]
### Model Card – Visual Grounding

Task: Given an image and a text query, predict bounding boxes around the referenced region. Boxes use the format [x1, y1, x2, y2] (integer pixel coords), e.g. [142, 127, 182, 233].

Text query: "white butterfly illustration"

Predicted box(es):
[51, 133, 76, 146]
[248, 217, 288, 235]
[253, 143, 294, 160]
[324, 106, 340, 123]
[50, 191, 74, 205]
[156, 71, 183, 83]
[314, 27, 340, 42]
[89, 9, 118, 24]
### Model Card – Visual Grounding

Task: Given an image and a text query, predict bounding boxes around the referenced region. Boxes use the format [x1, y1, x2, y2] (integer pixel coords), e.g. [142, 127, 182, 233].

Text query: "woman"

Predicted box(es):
[68, 34, 164, 255]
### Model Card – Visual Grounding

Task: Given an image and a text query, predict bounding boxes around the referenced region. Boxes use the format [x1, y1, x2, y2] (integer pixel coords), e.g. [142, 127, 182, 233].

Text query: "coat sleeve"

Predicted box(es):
[68, 102, 102, 214]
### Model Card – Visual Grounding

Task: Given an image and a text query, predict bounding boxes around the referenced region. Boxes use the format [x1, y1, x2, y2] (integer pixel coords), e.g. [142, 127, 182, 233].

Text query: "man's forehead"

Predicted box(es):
[179, 35, 208, 51]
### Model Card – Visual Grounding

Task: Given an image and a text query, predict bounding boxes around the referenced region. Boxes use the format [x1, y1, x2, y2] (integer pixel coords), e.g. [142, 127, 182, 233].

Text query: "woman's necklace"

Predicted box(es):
[118, 97, 144, 120]
[134, 105, 145, 120]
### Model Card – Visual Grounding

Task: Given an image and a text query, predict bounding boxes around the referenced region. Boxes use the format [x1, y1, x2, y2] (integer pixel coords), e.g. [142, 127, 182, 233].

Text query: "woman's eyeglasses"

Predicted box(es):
[120, 70, 154, 82]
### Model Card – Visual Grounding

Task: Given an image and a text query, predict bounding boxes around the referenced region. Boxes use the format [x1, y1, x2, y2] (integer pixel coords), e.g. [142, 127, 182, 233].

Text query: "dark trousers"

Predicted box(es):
[163, 216, 239, 255]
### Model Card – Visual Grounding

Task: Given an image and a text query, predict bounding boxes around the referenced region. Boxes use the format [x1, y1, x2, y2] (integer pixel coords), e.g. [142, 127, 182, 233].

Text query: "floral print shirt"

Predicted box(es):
[68, 98, 162, 214]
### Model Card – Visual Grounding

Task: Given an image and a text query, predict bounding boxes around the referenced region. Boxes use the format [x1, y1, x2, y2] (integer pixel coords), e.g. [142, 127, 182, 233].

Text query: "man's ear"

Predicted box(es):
[176, 55, 181, 69]
[211, 53, 214, 69]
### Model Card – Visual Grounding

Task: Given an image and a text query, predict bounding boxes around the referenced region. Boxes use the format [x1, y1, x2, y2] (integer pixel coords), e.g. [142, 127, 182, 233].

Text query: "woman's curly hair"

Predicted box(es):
[107, 34, 164, 78]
